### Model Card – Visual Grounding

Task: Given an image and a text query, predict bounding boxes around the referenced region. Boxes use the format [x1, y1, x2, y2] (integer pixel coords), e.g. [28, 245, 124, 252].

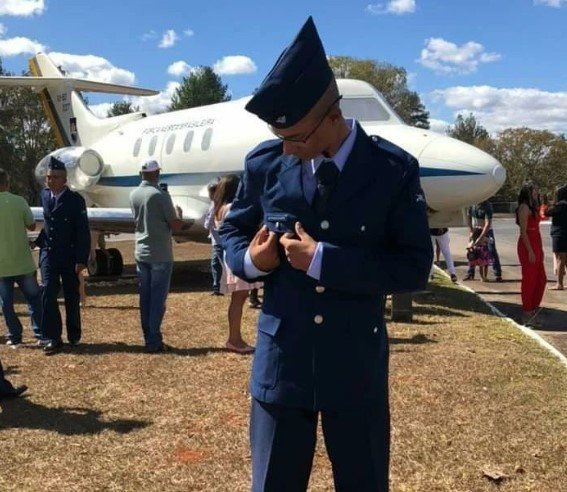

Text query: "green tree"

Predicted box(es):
[492, 128, 567, 201]
[0, 60, 56, 203]
[328, 56, 430, 128]
[169, 66, 231, 111]
[107, 100, 139, 117]
[447, 113, 490, 145]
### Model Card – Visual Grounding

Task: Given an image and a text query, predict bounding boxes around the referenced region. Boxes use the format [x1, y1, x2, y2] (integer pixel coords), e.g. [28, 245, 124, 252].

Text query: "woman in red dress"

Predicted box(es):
[516, 182, 547, 325]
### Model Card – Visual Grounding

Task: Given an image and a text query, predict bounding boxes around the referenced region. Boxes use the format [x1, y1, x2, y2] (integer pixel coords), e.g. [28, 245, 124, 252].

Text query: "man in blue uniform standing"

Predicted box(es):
[35, 157, 90, 355]
[220, 17, 432, 492]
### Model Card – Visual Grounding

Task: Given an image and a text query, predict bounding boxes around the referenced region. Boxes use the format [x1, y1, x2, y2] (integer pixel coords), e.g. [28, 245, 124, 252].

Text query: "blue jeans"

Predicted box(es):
[136, 261, 173, 349]
[211, 244, 224, 293]
[0, 273, 43, 343]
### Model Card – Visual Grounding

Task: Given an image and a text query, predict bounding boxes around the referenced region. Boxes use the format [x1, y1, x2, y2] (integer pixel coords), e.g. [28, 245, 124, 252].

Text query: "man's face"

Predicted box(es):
[46, 169, 67, 193]
[271, 105, 339, 161]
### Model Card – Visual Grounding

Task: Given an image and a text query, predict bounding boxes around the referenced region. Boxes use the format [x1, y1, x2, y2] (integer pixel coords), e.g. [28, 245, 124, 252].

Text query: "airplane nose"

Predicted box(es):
[418, 136, 506, 210]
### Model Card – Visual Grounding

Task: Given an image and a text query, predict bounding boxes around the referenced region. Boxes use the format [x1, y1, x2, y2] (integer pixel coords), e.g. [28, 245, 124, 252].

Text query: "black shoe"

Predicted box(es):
[450, 274, 458, 283]
[495, 276, 503, 283]
[462, 274, 475, 281]
[211, 291, 224, 296]
[68, 340, 80, 347]
[0, 385, 28, 398]
[36, 339, 48, 347]
[43, 341, 63, 355]
[145, 343, 169, 353]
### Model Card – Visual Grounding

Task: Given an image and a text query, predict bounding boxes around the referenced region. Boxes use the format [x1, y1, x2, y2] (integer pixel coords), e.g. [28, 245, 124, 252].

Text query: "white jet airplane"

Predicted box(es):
[0, 53, 505, 276]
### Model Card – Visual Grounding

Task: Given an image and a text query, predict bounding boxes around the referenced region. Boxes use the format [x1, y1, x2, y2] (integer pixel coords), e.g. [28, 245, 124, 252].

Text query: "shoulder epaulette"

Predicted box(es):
[246, 139, 283, 161]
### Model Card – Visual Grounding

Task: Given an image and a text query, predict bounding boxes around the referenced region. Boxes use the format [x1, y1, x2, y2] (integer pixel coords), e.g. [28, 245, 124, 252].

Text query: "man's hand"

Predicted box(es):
[250, 225, 280, 272]
[279, 222, 317, 272]
[76, 264, 87, 275]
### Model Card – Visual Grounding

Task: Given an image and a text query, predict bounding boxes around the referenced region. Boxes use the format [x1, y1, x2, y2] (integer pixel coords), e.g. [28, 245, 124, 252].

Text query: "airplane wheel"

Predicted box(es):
[88, 249, 109, 277]
[107, 248, 124, 276]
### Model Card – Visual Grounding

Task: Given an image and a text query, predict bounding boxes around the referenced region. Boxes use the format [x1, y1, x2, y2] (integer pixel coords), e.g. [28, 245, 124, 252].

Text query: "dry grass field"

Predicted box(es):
[1, 241, 566, 491]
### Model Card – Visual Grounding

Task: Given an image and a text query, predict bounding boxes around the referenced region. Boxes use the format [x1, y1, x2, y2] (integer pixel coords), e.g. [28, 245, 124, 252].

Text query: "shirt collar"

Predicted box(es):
[309, 118, 357, 175]
[50, 187, 68, 200]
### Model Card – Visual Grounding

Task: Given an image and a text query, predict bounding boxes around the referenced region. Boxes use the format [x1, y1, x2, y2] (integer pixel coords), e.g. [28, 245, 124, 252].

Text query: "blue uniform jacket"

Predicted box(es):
[36, 188, 91, 268]
[219, 124, 432, 411]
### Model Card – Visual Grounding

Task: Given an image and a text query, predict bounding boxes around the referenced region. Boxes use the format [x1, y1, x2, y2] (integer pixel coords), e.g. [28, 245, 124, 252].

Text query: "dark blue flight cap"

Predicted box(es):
[48, 156, 66, 171]
[245, 16, 334, 129]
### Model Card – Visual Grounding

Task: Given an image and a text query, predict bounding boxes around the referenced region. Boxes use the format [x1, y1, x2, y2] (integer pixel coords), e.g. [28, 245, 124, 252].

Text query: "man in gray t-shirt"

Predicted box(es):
[129, 160, 185, 352]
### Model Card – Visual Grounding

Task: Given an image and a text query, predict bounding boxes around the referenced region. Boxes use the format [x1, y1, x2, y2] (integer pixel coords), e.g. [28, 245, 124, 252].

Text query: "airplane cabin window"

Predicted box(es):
[148, 135, 158, 156]
[166, 133, 176, 154]
[340, 97, 391, 122]
[201, 128, 213, 151]
[133, 138, 142, 157]
[183, 130, 194, 152]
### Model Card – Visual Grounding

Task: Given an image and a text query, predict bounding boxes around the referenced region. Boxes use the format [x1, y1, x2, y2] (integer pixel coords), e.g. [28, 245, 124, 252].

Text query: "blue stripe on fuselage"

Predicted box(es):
[97, 167, 483, 187]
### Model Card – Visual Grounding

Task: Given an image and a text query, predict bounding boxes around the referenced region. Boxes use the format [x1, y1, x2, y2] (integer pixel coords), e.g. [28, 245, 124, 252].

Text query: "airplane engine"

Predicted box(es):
[36, 147, 104, 191]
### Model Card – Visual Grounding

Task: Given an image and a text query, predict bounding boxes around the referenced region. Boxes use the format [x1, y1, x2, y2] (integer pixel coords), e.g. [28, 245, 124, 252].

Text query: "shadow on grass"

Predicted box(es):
[389, 334, 436, 345]
[0, 398, 150, 434]
[69, 342, 228, 357]
[413, 283, 493, 317]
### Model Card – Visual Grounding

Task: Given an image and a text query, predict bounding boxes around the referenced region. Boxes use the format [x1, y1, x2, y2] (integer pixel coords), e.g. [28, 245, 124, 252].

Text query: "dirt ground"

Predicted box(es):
[0, 241, 566, 491]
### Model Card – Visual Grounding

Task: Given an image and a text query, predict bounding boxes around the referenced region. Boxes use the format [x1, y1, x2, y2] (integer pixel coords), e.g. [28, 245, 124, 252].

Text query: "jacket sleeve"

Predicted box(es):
[74, 194, 91, 265]
[320, 159, 433, 296]
[218, 162, 264, 282]
[35, 192, 47, 248]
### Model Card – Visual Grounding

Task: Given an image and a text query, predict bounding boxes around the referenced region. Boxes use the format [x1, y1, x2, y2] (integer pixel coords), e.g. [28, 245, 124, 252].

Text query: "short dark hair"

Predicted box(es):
[0, 168, 8, 187]
[556, 184, 567, 203]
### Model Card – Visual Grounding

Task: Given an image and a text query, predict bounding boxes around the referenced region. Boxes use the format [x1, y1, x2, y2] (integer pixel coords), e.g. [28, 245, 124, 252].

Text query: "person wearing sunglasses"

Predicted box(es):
[220, 17, 432, 491]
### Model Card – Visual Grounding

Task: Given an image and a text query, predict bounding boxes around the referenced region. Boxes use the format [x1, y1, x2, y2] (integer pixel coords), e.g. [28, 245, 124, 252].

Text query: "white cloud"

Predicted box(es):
[431, 85, 567, 133]
[0, 0, 45, 16]
[159, 29, 178, 49]
[130, 81, 180, 114]
[366, 0, 415, 15]
[88, 102, 114, 119]
[534, 0, 567, 7]
[48, 52, 136, 86]
[142, 30, 158, 41]
[167, 60, 194, 77]
[418, 37, 501, 75]
[183, 28, 194, 37]
[0, 22, 6, 36]
[428, 118, 451, 134]
[0, 35, 45, 56]
[213, 55, 257, 75]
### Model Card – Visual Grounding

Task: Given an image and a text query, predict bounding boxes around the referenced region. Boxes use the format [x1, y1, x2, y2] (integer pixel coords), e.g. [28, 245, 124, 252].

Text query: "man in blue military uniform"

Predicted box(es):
[219, 17, 432, 492]
[35, 157, 90, 355]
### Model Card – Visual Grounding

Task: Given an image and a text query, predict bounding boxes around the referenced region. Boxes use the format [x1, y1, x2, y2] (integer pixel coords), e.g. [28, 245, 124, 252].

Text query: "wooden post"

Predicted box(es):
[391, 293, 413, 322]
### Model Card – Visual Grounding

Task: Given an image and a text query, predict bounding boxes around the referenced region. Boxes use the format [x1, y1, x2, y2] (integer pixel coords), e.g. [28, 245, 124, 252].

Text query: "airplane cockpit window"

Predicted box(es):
[201, 128, 213, 151]
[166, 133, 176, 155]
[133, 138, 142, 157]
[183, 130, 194, 152]
[148, 135, 158, 156]
[340, 97, 392, 122]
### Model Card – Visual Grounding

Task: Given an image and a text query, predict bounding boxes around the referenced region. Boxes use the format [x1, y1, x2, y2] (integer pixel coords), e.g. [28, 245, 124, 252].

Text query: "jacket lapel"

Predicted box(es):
[51, 188, 69, 214]
[276, 155, 310, 209]
[327, 125, 377, 210]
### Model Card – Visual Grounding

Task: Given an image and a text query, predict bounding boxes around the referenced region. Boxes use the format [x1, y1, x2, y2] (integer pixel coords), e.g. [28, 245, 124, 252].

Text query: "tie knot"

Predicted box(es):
[316, 160, 339, 186]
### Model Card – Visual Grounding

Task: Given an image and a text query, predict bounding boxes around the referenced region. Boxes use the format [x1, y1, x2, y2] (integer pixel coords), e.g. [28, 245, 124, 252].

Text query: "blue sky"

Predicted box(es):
[1, 0, 566, 133]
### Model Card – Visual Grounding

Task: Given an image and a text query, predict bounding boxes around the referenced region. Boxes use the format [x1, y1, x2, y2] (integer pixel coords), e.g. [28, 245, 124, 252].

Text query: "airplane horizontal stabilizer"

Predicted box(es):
[0, 76, 158, 96]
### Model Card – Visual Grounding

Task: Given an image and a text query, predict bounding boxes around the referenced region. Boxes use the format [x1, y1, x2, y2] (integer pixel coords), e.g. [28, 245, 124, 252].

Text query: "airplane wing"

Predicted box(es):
[31, 207, 201, 239]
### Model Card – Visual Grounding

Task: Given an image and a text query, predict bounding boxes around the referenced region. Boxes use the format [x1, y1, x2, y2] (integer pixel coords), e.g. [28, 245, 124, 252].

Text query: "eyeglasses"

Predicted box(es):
[271, 96, 343, 144]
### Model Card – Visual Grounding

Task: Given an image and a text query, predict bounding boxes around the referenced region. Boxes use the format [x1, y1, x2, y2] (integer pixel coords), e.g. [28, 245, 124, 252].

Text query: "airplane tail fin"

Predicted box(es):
[0, 53, 158, 148]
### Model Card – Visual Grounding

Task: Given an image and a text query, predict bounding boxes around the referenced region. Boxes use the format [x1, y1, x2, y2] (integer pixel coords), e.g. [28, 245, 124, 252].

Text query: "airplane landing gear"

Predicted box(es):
[86, 232, 124, 277]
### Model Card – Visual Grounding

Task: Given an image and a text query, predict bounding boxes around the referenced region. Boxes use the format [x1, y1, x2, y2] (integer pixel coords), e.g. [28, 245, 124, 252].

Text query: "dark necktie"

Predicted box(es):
[48, 194, 56, 211]
[313, 160, 339, 216]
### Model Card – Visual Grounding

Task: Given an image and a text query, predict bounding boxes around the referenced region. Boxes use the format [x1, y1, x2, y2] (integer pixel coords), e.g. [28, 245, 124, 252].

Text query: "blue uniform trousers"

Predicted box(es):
[250, 398, 390, 492]
[40, 261, 81, 344]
